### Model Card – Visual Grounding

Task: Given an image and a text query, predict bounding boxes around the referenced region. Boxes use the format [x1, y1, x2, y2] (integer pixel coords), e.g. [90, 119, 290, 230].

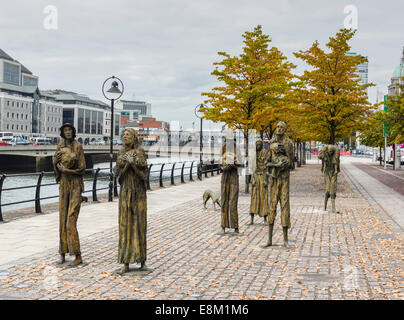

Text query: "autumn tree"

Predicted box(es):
[385, 82, 404, 144]
[201, 25, 295, 192]
[293, 28, 375, 145]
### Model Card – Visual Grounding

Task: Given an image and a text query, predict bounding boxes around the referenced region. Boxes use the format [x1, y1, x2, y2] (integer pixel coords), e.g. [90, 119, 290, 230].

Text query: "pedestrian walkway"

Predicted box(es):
[0, 159, 402, 300]
[341, 156, 404, 231]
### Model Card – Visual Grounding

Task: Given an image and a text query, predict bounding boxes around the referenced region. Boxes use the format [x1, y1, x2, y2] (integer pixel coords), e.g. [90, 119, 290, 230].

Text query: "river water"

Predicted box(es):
[1, 156, 200, 213]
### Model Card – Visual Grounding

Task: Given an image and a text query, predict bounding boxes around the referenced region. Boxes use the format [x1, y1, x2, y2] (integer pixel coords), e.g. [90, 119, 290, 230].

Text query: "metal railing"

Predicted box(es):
[0, 160, 221, 221]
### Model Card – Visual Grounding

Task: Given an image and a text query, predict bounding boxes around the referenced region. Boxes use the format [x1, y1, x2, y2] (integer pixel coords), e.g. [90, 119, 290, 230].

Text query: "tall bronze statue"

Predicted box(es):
[265, 121, 294, 248]
[318, 145, 340, 213]
[249, 139, 268, 225]
[115, 128, 148, 274]
[220, 142, 241, 234]
[53, 123, 86, 266]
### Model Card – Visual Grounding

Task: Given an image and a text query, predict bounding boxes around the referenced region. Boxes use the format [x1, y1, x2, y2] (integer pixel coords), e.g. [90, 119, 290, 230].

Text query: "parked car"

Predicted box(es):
[31, 137, 52, 145]
[0, 141, 9, 146]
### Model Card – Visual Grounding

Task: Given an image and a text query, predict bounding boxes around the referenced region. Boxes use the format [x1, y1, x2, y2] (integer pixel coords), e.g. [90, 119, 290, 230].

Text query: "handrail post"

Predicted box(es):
[180, 162, 186, 183]
[113, 174, 118, 197]
[108, 172, 113, 202]
[147, 164, 153, 190]
[204, 163, 208, 178]
[92, 168, 100, 202]
[35, 172, 44, 213]
[170, 162, 176, 185]
[0, 174, 5, 222]
[197, 163, 202, 181]
[159, 163, 165, 187]
[189, 161, 194, 181]
[211, 160, 214, 176]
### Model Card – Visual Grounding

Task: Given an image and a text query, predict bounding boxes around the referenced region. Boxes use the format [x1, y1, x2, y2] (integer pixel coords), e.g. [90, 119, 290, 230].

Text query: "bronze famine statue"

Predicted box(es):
[318, 144, 340, 213]
[114, 128, 148, 274]
[265, 121, 294, 248]
[220, 143, 241, 234]
[203, 190, 221, 210]
[249, 139, 269, 225]
[53, 123, 86, 266]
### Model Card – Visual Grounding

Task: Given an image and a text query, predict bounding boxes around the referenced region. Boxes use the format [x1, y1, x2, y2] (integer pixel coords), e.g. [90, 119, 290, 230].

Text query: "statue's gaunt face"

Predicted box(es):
[63, 127, 73, 140]
[123, 130, 133, 146]
[256, 142, 263, 152]
[275, 123, 286, 136]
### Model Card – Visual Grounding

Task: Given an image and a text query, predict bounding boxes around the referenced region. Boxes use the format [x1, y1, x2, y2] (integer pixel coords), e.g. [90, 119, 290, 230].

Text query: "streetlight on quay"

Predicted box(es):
[194, 103, 206, 180]
[102, 76, 124, 201]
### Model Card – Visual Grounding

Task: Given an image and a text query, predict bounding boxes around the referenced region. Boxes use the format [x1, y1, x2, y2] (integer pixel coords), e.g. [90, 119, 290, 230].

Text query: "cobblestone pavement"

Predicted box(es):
[0, 161, 403, 300]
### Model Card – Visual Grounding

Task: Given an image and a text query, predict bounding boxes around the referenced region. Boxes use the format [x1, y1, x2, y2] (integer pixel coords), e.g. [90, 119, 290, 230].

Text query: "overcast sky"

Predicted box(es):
[1, 0, 403, 130]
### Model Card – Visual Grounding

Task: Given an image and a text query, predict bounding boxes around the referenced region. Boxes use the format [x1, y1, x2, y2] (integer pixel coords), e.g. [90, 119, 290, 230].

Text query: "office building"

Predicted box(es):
[0, 48, 63, 140]
[43, 90, 121, 144]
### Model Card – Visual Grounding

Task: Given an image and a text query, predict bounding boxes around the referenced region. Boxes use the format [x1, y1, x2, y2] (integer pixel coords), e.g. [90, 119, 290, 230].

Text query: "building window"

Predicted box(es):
[3, 62, 20, 85]
[23, 76, 38, 86]
[85, 109, 91, 134]
[91, 111, 97, 134]
[63, 109, 75, 126]
[97, 111, 103, 135]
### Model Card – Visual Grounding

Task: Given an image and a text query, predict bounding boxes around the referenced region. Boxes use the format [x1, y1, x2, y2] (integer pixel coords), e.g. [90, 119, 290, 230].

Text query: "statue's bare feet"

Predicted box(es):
[68, 254, 82, 267]
[283, 241, 291, 249]
[222, 227, 226, 234]
[118, 264, 129, 275]
[264, 241, 272, 247]
[234, 228, 239, 233]
[57, 254, 65, 264]
[140, 262, 146, 270]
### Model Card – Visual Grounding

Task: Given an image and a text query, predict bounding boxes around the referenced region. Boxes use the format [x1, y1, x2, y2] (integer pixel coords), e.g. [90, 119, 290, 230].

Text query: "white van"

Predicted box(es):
[0, 132, 14, 143]
[31, 137, 52, 145]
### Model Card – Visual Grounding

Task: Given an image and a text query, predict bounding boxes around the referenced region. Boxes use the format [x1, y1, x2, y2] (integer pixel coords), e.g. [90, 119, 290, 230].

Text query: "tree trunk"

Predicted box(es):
[296, 142, 301, 167]
[393, 144, 396, 170]
[302, 142, 306, 165]
[329, 123, 335, 145]
[379, 147, 382, 166]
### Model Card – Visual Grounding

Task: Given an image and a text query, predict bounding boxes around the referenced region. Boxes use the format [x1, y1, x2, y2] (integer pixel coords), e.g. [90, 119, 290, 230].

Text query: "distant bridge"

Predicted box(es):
[0, 145, 222, 172]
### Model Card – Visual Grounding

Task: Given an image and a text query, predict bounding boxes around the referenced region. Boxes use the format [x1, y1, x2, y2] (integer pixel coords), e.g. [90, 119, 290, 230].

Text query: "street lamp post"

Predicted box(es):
[194, 104, 205, 180]
[102, 76, 124, 201]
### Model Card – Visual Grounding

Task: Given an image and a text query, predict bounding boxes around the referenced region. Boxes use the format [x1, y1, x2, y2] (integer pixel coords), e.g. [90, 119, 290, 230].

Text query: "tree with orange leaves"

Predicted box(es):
[201, 25, 295, 191]
[293, 28, 375, 145]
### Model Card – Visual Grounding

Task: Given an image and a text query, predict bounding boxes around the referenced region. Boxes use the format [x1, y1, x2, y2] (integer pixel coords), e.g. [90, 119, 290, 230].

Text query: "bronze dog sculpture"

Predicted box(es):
[203, 190, 221, 210]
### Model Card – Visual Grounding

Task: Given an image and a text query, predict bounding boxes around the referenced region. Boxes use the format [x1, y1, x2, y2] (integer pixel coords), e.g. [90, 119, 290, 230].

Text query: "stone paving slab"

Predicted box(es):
[0, 160, 402, 300]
